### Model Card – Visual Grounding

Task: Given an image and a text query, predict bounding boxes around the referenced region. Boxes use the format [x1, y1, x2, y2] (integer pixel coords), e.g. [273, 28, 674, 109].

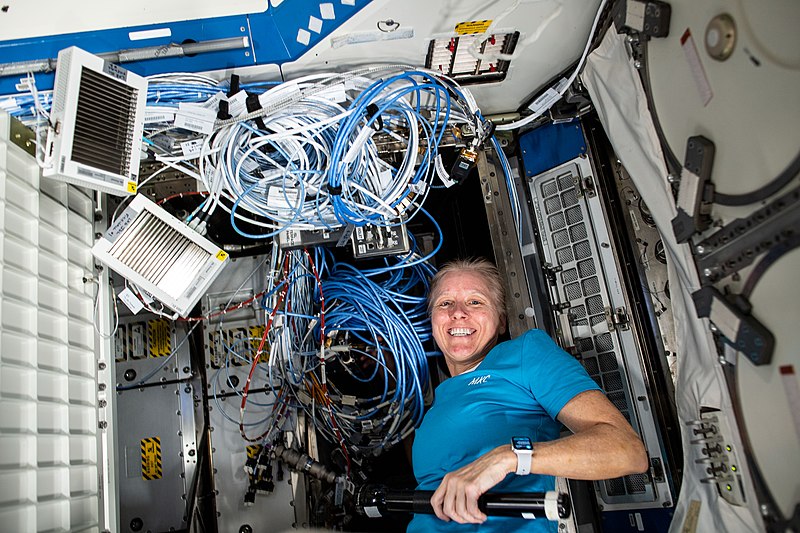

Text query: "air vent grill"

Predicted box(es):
[108, 212, 209, 299]
[72, 67, 139, 177]
[44, 46, 147, 196]
[93, 195, 230, 317]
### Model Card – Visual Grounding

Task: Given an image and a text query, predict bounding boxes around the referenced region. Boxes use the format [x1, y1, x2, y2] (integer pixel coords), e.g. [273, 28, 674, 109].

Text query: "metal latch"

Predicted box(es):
[605, 306, 630, 331]
[576, 174, 597, 198]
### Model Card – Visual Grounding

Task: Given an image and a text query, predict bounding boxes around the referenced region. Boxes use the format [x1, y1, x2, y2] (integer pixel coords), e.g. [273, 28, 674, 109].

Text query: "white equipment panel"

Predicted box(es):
[0, 111, 112, 531]
[647, 0, 800, 203]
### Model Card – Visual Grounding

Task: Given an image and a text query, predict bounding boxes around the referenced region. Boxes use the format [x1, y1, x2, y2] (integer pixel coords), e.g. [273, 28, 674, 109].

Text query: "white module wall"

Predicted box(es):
[0, 112, 107, 532]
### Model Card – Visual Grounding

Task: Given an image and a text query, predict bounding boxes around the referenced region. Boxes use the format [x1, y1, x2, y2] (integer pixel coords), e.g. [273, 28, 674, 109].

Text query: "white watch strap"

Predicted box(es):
[515, 450, 532, 475]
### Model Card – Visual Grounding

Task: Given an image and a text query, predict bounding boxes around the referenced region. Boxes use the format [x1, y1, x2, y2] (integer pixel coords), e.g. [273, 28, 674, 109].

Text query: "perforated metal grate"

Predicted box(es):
[582, 276, 601, 296]
[530, 163, 660, 507]
[564, 282, 582, 301]
[602, 371, 623, 392]
[556, 247, 574, 264]
[569, 223, 588, 242]
[608, 391, 628, 412]
[583, 356, 599, 375]
[541, 179, 558, 197]
[590, 314, 606, 327]
[599, 352, 618, 372]
[561, 189, 579, 208]
[576, 337, 594, 353]
[606, 478, 627, 497]
[545, 196, 561, 214]
[565, 205, 583, 224]
[577, 258, 595, 277]
[586, 295, 604, 315]
[558, 172, 574, 191]
[570, 304, 586, 319]
[625, 474, 648, 494]
[574, 240, 592, 260]
[553, 229, 570, 248]
[549, 213, 566, 231]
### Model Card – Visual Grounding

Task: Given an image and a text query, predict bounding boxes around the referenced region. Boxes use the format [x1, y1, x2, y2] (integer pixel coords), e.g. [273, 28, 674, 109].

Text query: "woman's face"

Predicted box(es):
[430, 270, 506, 375]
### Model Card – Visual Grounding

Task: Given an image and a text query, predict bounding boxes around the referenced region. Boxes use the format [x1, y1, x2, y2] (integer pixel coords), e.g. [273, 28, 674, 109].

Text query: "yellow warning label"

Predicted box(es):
[147, 318, 172, 358]
[126, 181, 138, 194]
[250, 325, 266, 361]
[215, 250, 229, 261]
[141, 437, 163, 480]
[246, 444, 263, 459]
[455, 20, 492, 35]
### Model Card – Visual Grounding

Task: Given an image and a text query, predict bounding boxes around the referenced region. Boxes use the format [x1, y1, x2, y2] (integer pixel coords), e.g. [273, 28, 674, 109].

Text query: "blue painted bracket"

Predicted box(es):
[518, 120, 587, 178]
[0, 0, 370, 95]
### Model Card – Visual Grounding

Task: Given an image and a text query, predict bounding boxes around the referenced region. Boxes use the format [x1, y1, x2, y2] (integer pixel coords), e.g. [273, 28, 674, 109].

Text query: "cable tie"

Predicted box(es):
[245, 92, 267, 129]
[228, 74, 241, 97]
[365, 103, 383, 131]
[325, 183, 343, 196]
[217, 100, 232, 120]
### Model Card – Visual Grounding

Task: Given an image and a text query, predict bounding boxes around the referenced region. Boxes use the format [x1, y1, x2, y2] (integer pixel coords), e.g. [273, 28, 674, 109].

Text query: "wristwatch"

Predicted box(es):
[511, 436, 533, 475]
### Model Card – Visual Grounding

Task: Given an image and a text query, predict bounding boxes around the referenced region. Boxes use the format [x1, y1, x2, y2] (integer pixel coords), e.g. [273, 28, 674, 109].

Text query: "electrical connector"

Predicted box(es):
[450, 148, 478, 184]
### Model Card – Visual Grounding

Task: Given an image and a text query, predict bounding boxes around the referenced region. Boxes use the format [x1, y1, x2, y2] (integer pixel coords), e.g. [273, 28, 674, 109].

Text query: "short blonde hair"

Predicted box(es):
[427, 258, 507, 323]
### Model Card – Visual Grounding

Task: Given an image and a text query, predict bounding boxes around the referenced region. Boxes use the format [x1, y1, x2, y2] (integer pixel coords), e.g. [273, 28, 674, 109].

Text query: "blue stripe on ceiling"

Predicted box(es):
[0, 0, 370, 95]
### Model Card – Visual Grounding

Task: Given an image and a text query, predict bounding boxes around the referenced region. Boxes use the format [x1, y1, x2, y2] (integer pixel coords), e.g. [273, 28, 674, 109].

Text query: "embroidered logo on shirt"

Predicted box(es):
[467, 374, 490, 386]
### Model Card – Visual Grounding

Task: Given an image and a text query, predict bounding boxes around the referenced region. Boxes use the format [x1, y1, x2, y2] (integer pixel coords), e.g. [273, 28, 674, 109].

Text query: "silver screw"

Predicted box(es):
[696, 245, 705, 255]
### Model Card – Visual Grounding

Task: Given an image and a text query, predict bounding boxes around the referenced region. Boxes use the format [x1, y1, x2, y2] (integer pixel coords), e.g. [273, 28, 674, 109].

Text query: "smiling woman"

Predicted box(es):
[410, 258, 649, 532]
[428, 264, 507, 376]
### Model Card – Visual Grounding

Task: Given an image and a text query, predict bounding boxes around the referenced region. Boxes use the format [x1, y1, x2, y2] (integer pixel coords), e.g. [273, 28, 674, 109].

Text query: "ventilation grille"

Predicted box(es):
[531, 163, 661, 507]
[92, 195, 229, 317]
[43, 46, 147, 197]
[108, 211, 209, 300]
[72, 67, 139, 178]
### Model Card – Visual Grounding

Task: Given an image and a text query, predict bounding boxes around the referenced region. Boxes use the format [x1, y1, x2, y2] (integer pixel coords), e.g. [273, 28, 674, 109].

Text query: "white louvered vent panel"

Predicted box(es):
[107, 211, 208, 298]
[0, 111, 101, 531]
[92, 194, 229, 317]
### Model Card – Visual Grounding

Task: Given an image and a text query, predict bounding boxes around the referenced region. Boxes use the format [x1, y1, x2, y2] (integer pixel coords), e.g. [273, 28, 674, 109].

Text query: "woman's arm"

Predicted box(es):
[429, 390, 648, 524]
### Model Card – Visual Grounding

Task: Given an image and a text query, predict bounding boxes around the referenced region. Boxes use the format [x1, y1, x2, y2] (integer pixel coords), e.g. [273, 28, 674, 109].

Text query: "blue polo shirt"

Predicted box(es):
[409, 329, 601, 532]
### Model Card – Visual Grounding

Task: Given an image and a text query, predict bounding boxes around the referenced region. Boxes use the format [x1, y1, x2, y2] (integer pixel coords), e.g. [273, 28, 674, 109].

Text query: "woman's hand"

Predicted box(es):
[429, 444, 517, 524]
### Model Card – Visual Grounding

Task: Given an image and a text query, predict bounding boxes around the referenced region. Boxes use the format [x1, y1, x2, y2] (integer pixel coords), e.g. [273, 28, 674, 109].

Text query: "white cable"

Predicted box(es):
[496, 0, 608, 131]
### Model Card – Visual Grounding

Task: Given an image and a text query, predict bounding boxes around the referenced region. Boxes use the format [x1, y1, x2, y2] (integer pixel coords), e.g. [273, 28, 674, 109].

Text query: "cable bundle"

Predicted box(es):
[311, 246, 435, 456]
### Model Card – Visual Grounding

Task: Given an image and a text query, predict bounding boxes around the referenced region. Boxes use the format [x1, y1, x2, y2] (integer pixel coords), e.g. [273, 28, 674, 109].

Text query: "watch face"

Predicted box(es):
[512, 437, 533, 450]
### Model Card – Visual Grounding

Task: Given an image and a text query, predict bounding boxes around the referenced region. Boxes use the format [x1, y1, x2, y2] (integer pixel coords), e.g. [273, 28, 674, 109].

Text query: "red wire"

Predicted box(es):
[239, 255, 290, 442]
[156, 190, 210, 205]
[304, 248, 351, 475]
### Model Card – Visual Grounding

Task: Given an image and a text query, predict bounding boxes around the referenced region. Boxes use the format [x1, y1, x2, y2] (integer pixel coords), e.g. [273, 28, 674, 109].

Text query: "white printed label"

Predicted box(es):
[363, 506, 382, 518]
[227, 91, 248, 118]
[118, 286, 145, 314]
[201, 91, 226, 110]
[144, 109, 176, 124]
[175, 103, 216, 134]
[267, 187, 299, 213]
[318, 84, 348, 104]
[680, 29, 713, 106]
[139, 289, 155, 304]
[180, 138, 204, 158]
